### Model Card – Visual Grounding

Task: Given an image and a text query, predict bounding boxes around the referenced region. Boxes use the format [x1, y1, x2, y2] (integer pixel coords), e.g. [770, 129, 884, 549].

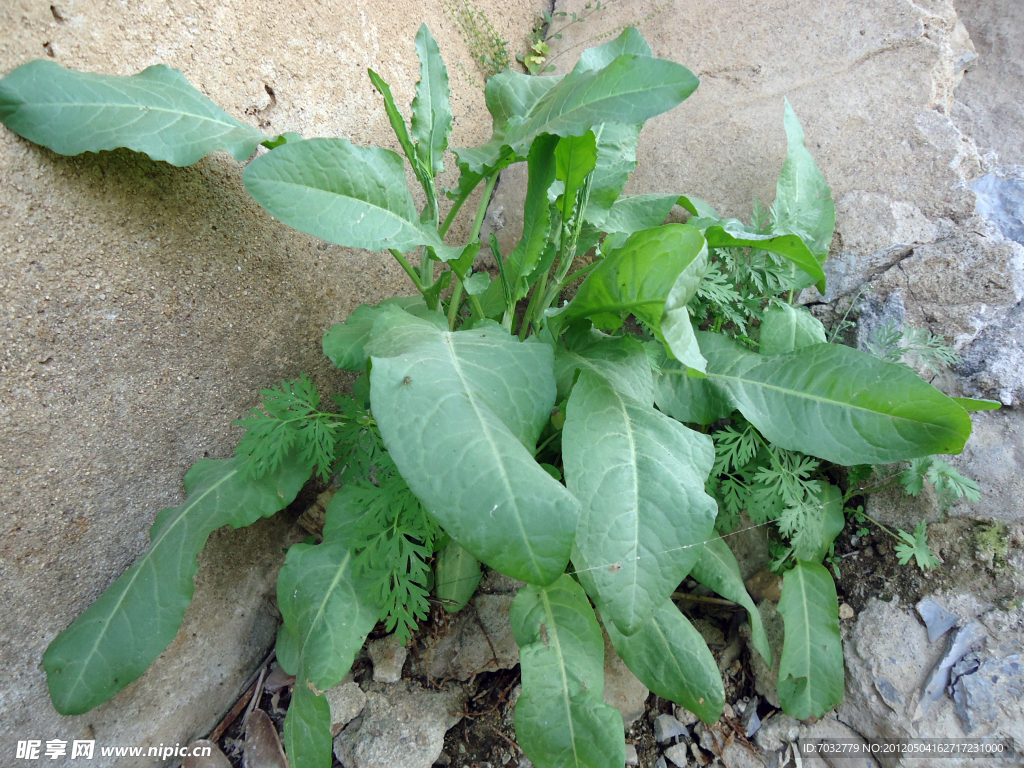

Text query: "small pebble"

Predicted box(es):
[654, 713, 688, 743]
[839, 603, 855, 620]
[674, 706, 699, 726]
[664, 742, 691, 767]
[655, 757, 668, 768]
[721, 702, 735, 719]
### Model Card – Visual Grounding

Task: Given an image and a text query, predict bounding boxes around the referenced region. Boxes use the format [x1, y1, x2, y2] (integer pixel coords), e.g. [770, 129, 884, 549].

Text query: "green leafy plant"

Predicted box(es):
[1, 23, 996, 768]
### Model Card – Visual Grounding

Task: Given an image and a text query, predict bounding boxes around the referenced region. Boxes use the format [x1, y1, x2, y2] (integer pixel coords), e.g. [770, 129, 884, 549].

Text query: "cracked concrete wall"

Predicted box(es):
[0, 1, 536, 763]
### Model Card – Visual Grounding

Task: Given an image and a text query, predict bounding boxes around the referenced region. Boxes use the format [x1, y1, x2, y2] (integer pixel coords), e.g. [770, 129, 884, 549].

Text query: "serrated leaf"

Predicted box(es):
[43, 455, 310, 715]
[604, 598, 724, 723]
[0, 60, 266, 166]
[554, 325, 655, 404]
[791, 483, 845, 563]
[322, 297, 445, 371]
[511, 576, 625, 768]
[777, 561, 843, 719]
[563, 370, 717, 634]
[367, 309, 579, 584]
[759, 303, 827, 356]
[434, 541, 482, 612]
[690, 536, 772, 666]
[242, 137, 463, 260]
[772, 100, 835, 259]
[704, 223, 826, 293]
[411, 24, 452, 176]
[698, 332, 972, 465]
[283, 683, 333, 768]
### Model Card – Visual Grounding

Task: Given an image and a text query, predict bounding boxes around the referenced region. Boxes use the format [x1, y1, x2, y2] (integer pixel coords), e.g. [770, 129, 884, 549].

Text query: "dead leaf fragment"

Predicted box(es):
[243, 709, 288, 768]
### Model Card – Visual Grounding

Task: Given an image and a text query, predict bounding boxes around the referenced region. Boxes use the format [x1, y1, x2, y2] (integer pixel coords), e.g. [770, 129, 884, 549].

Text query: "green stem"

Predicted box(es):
[469, 174, 499, 243]
[532, 431, 560, 457]
[520, 271, 548, 340]
[439, 182, 477, 238]
[469, 294, 486, 320]
[856, 509, 901, 543]
[389, 249, 426, 292]
[562, 262, 598, 285]
[448, 277, 465, 330]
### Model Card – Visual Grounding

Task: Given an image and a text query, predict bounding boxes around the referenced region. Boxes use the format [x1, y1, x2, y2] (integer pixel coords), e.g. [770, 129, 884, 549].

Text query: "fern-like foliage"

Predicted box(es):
[895, 521, 941, 570]
[899, 456, 981, 512]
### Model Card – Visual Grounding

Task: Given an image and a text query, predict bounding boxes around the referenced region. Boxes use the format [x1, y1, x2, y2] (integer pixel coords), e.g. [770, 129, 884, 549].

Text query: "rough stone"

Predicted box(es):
[654, 713, 688, 744]
[0, 0, 537, 756]
[334, 680, 467, 768]
[744, 569, 783, 603]
[840, 595, 1024, 766]
[625, 742, 639, 766]
[798, 714, 879, 768]
[412, 593, 519, 681]
[839, 603, 856, 621]
[952, 652, 1024, 733]
[664, 742, 691, 767]
[369, 633, 409, 683]
[325, 681, 367, 734]
[917, 598, 960, 643]
[602, 625, 650, 728]
[754, 713, 800, 752]
[720, 742, 765, 768]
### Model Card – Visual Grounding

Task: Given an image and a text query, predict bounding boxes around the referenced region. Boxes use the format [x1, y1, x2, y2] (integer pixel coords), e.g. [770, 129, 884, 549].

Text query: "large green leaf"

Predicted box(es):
[457, 36, 697, 174]
[276, 491, 382, 768]
[411, 24, 452, 177]
[554, 325, 655, 404]
[434, 541, 481, 613]
[584, 123, 642, 224]
[690, 536, 771, 665]
[43, 455, 310, 715]
[0, 60, 266, 166]
[552, 225, 708, 366]
[572, 27, 653, 73]
[367, 309, 579, 584]
[598, 194, 682, 236]
[697, 332, 972, 465]
[772, 100, 835, 259]
[453, 70, 561, 174]
[704, 223, 826, 293]
[777, 561, 843, 719]
[563, 370, 717, 635]
[759, 303, 826, 356]
[322, 296, 444, 371]
[604, 598, 724, 724]
[511, 576, 625, 768]
[242, 138, 462, 260]
[651, 345, 734, 426]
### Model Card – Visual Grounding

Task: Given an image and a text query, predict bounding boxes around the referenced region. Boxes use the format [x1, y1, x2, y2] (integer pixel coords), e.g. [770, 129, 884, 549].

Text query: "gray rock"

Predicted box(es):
[664, 742, 691, 767]
[972, 174, 1024, 245]
[625, 742, 639, 766]
[798, 715, 880, 768]
[368, 633, 408, 683]
[721, 742, 765, 768]
[412, 594, 518, 681]
[754, 714, 800, 752]
[917, 598, 960, 643]
[743, 708, 761, 739]
[602, 625, 649, 727]
[674, 705, 700, 727]
[914, 621, 987, 720]
[655, 757, 668, 768]
[333, 681, 467, 768]
[952, 653, 1024, 733]
[654, 713, 688, 743]
[325, 681, 367, 733]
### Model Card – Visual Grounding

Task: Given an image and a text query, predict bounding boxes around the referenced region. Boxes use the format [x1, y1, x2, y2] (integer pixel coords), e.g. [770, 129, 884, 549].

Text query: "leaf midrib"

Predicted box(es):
[707, 370, 959, 432]
[444, 335, 544, 582]
[17, 100, 254, 133]
[58, 464, 241, 702]
[542, 588, 579, 767]
[295, 548, 354, 685]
